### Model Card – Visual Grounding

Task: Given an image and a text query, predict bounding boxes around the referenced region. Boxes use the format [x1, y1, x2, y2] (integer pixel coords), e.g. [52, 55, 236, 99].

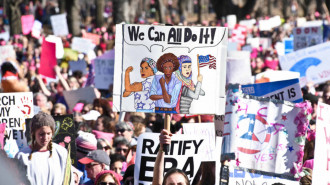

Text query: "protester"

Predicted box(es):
[110, 153, 126, 175]
[115, 122, 137, 146]
[94, 170, 122, 185]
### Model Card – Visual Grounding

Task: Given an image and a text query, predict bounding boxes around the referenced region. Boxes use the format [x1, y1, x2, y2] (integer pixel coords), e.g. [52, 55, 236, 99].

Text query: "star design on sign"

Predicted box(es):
[137, 102, 145, 109]
[145, 93, 150, 100]
[142, 81, 151, 91]
[288, 146, 294, 152]
[282, 115, 287, 121]
[250, 119, 254, 124]
[149, 102, 155, 109]
[248, 131, 252, 136]
[134, 93, 141, 100]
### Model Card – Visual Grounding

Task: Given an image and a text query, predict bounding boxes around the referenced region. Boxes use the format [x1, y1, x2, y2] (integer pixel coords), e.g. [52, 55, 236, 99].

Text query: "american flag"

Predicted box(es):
[198, 55, 216, 69]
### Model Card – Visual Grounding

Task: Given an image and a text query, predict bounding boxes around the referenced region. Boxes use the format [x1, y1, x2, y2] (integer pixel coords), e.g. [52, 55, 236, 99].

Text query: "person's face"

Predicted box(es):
[111, 161, 123, 174]
[35, 95, 47, 108]
[95, 118, 104, 131]
[256, 58, 264, 69]
[163, 62, 174, 78]
[115, 144, 129, 156]
[140, 62, 154, 78]
[165, 173, 187, 185]
[181, 63, 191, 78]
[85, 162, 104, 180]
[116, 128, 132, 142]
[94, 106, 104, 115]
[34, 126, 53, 151]
[99, 174, 116, 185]
[53, 108, 63, 116]
[100, 141, 111, 156]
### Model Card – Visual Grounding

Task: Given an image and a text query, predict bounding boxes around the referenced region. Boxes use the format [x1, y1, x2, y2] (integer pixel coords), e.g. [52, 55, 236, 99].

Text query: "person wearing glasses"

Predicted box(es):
[79, 150, 111, 185]
[94, 170, 123, 185]
[113, 136, 130, 157]
[115, 122, 137, 146]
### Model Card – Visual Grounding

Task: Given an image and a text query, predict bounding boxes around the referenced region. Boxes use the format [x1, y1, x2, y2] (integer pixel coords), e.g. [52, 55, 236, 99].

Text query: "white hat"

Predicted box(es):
[82, 110, 101, 121]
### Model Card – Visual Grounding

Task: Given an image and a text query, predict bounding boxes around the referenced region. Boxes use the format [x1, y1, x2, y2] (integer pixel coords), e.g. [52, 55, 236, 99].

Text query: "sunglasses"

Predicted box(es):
[116, 148, 128, 153]
[116, 129, 126, 133]
[99, 182, 116, 185]
[85, 163, 100, 168]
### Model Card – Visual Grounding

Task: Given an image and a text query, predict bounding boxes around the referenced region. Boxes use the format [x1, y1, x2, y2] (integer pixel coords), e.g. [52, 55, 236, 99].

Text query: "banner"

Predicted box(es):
[0, 26, 10, 41]
[293, 26, 322, 51]
[134, 133, 207, 185]
[63, 87, 96, 112]
[241, 78, 303, 103]
[222, 90, 310, 176]
[313, 103, 330, 184]
[2, 92, 34, 158]
[39, 38, 57, 79]
[229, 168, 299, 185]
[25, 114, 77, 166]
[279, 42, 330, 86]
[113, 24, 227, 115]
[50, 13, 69, 36]
[226, 51, 252, 85]
[0, 45, 16, 63]
[21, 15, 34, 35]
[93, 50, 115, 89]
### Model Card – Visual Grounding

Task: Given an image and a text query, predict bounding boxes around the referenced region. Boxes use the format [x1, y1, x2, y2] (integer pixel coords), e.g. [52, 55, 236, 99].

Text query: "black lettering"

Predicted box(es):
[199, 28, 204, 43]
[164, 158, 178, 173]
[13, 129, 17, 140]
[170, 140, 178, 155]
[2, 96, 8, 105]
[203, 28, 210, 44]
[182, 157, 194, 178]
[128, 26, 143, 41]
[184, 28, 192, 42]
[182, 140, 192, 155]
[168, 28, 177, 44]
[148, 27, 155, 41]
[142, 139, 154, 154]
[178, 140, 183, 155]
[139, 156, 156, 181]
[8, 96, 15, 105]
[290, 88, 296, 98]
[193, 139, 204, 154]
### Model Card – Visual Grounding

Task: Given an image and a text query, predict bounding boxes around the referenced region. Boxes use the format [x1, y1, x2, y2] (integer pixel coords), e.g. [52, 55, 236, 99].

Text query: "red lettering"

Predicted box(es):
[257, 107, 267, 117]
[304, 28, 310, 34]
[296, 28, 301, 34]
[318, 105, 324, 121]
[237, 104, 248, 114]
[327, 150, 330, 170]
[311, 27, 318, 33]
[261, 154, 266, 161]
[325, 127, 330, 144]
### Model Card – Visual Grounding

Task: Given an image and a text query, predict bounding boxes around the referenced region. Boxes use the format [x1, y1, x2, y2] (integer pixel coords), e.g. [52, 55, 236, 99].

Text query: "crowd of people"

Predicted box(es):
[0, 1, 329, 185]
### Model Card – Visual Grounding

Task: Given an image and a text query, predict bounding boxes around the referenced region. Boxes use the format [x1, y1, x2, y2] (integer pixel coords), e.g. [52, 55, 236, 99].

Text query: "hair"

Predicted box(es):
[33, 92, 47, 105]
[303, 138, 315, 163]
[95, 172, 119, 185]
[113, 136, 129, 148]
[156, 53, 180, 73]
[163, 168, 190, 185]
[93, 98, 113, 118]
[97, 138, 112, 150]
[133, 123, 146, 137]
[299, 167, 312, 185]
[195, 162, 215, 185]
[28, 112, 55, 160]
[52, 103, 67, 115]
[1, 61, 18, 75]
[110, 153, 126, 165]
[96, 115, 115, 133]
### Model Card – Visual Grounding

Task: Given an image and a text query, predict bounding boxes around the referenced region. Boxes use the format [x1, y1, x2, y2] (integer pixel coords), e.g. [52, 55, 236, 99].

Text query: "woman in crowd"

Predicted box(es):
[94, 170, 122, 185]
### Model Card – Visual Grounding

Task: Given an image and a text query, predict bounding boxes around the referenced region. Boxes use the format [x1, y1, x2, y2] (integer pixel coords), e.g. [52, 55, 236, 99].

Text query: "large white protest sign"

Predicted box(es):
[293, 26, 322, 51]
[0, 26, 10, 41]
[279, 42, 330, 86]
[2, 92, 34, 158]
[227, 15, 237, 29]
[93, 50, 115, 89]
[45, 35, 64, 59]
[259, 16, 282, 31]
[222, 89, 310, 176]
[63, 87, 96, 112]
[113, 24, 227, 115]
[50, 13, 69, 36]
[72, 37, 96, 54]
[226, 51, 252, 85]
[229, 168, 299, 185]
[313, 103, 330, 185]
[135, 133, 207, 185]
[182, 123, 216, 161]
[242, 78, 303, 103]
[0, 45, 16, 63]
[31, 20, 42, 38]
[239, 19, 256, 29]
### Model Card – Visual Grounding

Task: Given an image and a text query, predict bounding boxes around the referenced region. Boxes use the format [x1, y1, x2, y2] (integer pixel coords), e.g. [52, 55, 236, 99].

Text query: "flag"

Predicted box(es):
[198, 55, 216, 69]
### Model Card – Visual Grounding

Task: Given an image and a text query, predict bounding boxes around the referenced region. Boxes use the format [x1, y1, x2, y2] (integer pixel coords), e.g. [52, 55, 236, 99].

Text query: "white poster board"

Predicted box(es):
[63, 87, 96, 112]
[0, 45, 16, 63]
[93, 50, 115, 89]
[226, 51, 252, 85]
[50, 13, 69, 36]
[72, 37, 96, 54]
[293, 26, 323, 51]
[45, 35, 64, 59]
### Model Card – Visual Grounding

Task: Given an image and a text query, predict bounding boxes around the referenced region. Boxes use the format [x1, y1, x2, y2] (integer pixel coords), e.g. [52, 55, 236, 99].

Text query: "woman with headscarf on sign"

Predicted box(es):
[123, 57, 157, 112]
[150, 53, 182, 113]
[174, 55, 205, 114]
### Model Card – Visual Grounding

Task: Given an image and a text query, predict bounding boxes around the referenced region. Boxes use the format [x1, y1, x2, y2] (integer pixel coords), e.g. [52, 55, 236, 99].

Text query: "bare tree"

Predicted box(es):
[96, 0, 105, 27]
[210, 0, 258, 20]
[7, 0, 22, 36]
[66, 0, 80, 36]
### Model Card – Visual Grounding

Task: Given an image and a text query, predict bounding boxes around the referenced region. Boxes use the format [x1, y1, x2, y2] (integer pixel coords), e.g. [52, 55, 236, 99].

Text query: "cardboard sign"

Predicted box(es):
[31, 20, 42, 38]
[226, 51, 252, 85]
[182, 123, 216, 161]
[293, 26, 323, 51]
[241, 78, 303, 103]
[2, 92, 34, 158]
[69, 60, 87, 75]
[313, 103, 330, 184]
[63, 87, 96, 112]
[72, 37, 96, 54]
[50, 13, 69, 36]
[229, 168, 299, 185]
[83, 32, 100, 45]
[134, 133, 207, 185]
[39, 38, 57, 79]
[0, 45, 16, 63]
[113, 24, 227, 115]
[45, 35, 64, 59]
[93, 50, 115, 89]
[21, 15, 34, 35]
[223, 90, 310, 175]
[279, 42, 330, 86]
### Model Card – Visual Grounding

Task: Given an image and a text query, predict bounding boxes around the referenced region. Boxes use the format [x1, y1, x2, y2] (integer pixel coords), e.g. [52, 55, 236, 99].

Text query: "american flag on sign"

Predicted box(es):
[198, 55, 216, 69]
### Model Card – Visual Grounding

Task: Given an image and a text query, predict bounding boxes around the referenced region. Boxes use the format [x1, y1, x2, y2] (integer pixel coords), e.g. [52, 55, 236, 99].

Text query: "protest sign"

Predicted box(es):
[293, 26, 322, 51]
[72, 37, 96, 54]
[228, 41, 238, 51]
[182, 123, 216, 161]
[227, 51, 252, 85]
[279, 41, 330, 86]
[63, 87, 96, 112]
[259, 38, 272, 49]
[222, 89, 310, 176]
[229, 168, 299, 185]
[0, 45, 16, 63]
[254, 71, 300, 84]
[227, 15, 237, 29]
[63, 48, 79, 61]
[93, 50, 115, 89]
[229, 25, 247, 46]
[69, 60, 87, 75]
[21, 15, 34, 35]
[247, 37, 260, 48]
[45, 35, 64, 59]
[313, 103, 330, 184]
[239, 19, 256, 29]
[259, 16, 281, 31]
[50, 13, 69, 36]
[275, 42, 284, 56]
[2, 92, 34, 158]
[214, 115, 225, 137]
[134, 133, 207, 185]
[25, 114, 77, 166]
[241, 78, 303, 103]
[39, 38, 57, 79]
[113, 24, 227, 115]
[296, 17, 307, 27]
[0, 123, 5, 149]
[31, 20, 42, 38]
[83, 32, 100, 45]
[284, 38, 294, 54]
[0, 26, 10, 41]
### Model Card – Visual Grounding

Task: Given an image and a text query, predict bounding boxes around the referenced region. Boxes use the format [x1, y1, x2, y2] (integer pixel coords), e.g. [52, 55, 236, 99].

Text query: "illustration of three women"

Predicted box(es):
[124, 53, 205, 113]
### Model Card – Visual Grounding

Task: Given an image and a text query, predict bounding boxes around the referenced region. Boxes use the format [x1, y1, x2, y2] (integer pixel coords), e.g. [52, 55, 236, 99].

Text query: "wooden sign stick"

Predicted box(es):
[163, 113, 171, 152]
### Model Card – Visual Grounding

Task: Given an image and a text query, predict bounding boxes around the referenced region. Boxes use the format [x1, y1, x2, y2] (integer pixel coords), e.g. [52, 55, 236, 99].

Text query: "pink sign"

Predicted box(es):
[83, 32, 100, 45]
[0, 123, 5, 149]
[40, 38, 57, 78]
[21, 15, 35, 35]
